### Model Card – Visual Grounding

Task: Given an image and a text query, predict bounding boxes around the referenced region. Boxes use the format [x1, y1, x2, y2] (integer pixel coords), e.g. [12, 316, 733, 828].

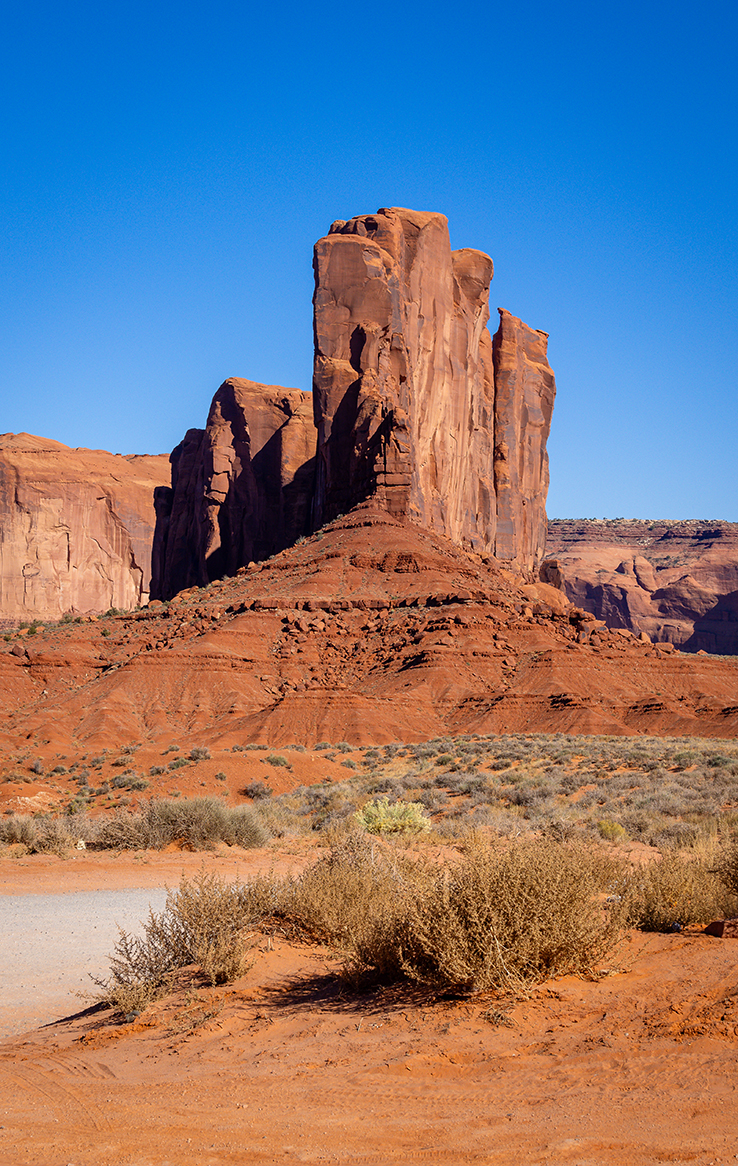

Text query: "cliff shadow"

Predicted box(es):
[681, 590, 738, 655]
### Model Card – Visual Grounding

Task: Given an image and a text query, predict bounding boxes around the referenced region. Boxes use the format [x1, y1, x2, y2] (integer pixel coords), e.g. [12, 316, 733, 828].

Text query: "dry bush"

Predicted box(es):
[0, 814, 74, 855]
[276, 834, 627, 994]
[0, 814, 38, 848]
[278, 832, 423, 954]
[375, 839, 628, 993]
[627, 849, 737, 932]
[94, 798, 269, 851]
[95, 871, 263, 1013]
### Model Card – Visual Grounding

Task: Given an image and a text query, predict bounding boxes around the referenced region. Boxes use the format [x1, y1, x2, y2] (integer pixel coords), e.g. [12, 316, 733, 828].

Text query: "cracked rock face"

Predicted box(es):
[0, 433, 169, 623]
[311, 207, 556, 569]
[151, 379, 316, 598]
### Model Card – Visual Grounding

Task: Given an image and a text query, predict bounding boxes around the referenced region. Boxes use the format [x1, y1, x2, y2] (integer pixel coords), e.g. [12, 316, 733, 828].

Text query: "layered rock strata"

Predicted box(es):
[544, 519, 738, 653]
[311, 207, 556, 568]
[0, 433, 169, 625]
[151, 379, 316, 598]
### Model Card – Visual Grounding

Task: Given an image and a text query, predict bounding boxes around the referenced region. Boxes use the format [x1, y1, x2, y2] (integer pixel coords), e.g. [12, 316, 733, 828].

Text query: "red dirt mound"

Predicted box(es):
[1, 503, 737, 783]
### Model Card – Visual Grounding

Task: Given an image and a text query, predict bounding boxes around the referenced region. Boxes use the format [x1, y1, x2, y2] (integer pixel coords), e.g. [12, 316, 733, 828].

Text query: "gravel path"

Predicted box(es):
[0, 888, 168, 1039]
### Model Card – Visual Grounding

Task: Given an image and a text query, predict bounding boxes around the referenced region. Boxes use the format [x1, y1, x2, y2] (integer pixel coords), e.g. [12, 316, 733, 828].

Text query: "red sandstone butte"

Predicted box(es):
[0, 432, 169, 625]
[151, 379, 316, 598]
[311, 207, 555, 569]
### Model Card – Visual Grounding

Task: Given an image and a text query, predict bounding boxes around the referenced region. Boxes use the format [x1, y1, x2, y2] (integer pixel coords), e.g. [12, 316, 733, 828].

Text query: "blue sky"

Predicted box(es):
[1, 1, 736, 519]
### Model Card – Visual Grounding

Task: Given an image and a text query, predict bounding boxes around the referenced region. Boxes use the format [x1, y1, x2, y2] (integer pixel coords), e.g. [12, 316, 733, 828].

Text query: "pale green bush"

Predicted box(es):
[355, 796, 430, 835]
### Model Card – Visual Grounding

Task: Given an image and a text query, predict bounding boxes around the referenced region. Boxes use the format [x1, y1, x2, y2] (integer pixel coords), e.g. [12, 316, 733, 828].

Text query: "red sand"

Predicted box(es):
[2, 851, 738, 1165]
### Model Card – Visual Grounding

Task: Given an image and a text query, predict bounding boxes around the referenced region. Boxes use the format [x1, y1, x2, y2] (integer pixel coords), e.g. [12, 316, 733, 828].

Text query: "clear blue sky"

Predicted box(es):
[1, 1, 736, 520]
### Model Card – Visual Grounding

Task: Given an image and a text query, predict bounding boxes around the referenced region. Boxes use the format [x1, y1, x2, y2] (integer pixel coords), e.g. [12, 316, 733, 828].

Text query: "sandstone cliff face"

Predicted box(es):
[153, 208, 556, 597]
[311, 207, 555, 569]
[543, 520, 738, 654]
[0, 433, 169, 625]
[152, 379, 316, 599]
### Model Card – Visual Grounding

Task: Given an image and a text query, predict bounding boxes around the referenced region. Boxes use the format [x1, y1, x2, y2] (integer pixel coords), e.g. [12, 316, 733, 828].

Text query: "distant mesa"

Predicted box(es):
[0, 432, 169, 626]
[152, 207, 556, 599]
[544, 519, 738, 655]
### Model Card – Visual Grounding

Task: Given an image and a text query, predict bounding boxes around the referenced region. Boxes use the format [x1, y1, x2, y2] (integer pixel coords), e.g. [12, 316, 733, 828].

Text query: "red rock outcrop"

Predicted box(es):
[152, 379, 316, 599]
[543, 519, 738, 653]
[0, 433, 169, 625]
[3, 505, 738, 758]
[311, 207, 555, 569]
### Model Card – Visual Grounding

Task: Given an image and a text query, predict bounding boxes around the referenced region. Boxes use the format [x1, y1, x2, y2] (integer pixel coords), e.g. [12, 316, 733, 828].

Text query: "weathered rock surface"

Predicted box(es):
[312, 208, 555, 569]
[152, 379, 316, 599]
[0, 433, 169, 625]
[543, 519, 738, 654]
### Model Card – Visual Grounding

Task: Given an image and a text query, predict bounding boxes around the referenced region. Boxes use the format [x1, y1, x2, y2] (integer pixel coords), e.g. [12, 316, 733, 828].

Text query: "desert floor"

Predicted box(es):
[1, 847, 738, 1165]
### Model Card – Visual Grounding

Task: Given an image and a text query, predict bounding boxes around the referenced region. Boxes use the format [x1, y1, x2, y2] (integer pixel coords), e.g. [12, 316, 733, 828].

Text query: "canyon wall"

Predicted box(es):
[311, 207, 556, 568]
[151, 379, 316, 597]
[0, 433, 169, 625]
[544, 519, 738, 654]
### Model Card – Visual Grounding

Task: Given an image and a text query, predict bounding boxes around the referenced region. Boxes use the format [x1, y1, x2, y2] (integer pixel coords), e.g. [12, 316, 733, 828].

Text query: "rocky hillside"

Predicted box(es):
[2, 504, 737, 767]
[0, 433, 169, 626]
[544, 519, 738, 654]
[153, 207, 556, 598]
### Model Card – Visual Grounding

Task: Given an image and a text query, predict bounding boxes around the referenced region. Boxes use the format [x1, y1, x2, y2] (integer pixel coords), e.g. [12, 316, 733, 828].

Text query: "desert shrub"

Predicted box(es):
[597, 819, 627, 842]
[355, 797, 430, 836]
[51, 765, 68, 775]
[370, 777, 405, 797]
[241, 780, 273, 800]
[149, 766, 165, 776]
[278, 833, 421, 953]
[340, 838, 627, 993]
[264, 754, 289, 768]
[95, 871, 261, 1012]
[628, 849, 736, 932]
[94, 798, 269, 851]
[96, 810, 149, 850]
[25, 816, 71, 855]
[341, 759, 358, 770]
[188, 747, 211, 762]
[395, 840, 627, 992]
[715, 838, 738, 897]
[215, 771, 227, 782]
[168, 758, 188, 771]
[225, 807, 270, 848]
[0, 814, 37, 847]
[145, 797, 231, 848]
[30, 760, 44, 775]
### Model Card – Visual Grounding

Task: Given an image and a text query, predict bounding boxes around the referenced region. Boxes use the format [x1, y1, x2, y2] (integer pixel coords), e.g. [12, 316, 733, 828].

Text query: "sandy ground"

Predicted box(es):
[2, 849, 738, 1164]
